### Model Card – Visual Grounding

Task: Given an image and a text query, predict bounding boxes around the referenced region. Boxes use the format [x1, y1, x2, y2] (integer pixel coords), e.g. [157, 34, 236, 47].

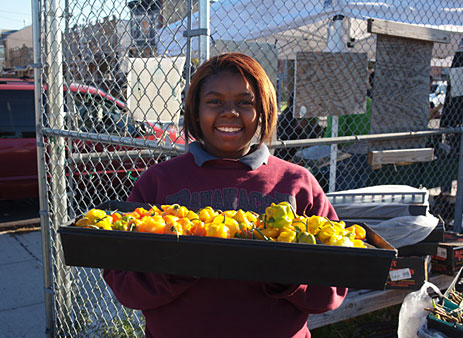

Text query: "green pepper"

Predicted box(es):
[265, 202, 295, 228]
[297, 232, 317, 244]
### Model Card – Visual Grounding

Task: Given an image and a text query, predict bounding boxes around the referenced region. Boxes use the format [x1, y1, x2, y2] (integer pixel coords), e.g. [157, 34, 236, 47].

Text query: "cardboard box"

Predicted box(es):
[385, 255, 431, 290]
[398, 242, 440, 257]
[431, 242, 463, 275]
[443, 230, 463, 243]
[58, 201, 398, 290]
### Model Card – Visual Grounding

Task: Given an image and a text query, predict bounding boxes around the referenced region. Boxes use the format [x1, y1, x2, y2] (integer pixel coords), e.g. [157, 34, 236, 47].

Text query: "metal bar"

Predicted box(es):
[184, 0, 193, 152]
[453, 130, 463, 233]
[41, 127, 186, 153]
[198, 0, 210, 64]
[183, 28, 208, 37]
[67, 149, 176, 164]
[270, 127, 463, 149]
[327, 15, 345, 193]
[45, 0, 72, 332]
[32, 1, 56, 336]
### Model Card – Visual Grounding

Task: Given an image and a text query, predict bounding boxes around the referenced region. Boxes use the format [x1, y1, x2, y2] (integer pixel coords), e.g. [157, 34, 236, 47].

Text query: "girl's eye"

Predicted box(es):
[239, 100, 254, 106]
[207, 99, 221, 105]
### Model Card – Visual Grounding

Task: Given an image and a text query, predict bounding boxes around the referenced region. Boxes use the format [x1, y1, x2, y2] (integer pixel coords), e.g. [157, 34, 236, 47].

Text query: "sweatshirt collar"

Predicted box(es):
[188, 141, 269, 170]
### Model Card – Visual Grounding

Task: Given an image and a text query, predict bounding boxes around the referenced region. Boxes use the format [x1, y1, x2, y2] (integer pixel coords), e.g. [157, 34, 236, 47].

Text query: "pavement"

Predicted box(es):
[0, 229, 47, 338]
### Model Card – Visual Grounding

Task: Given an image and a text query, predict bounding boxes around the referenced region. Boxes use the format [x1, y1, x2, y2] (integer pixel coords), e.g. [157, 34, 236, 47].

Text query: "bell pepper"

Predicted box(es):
[138, 215, 166, 233]
[307, 215, 326, 235]
[212, 214, 240, 237]
[253, 227, 279, 240]
[345, 224, 366, 240]
[190, 219, 207, 237]
[94, 215, 113, 230]
[317, 224, 339, 244]
[291, 216, 309, 232]
[297, 231, 317, 244]
[265, 202, 295, 229]
[178, 217, 193, 235]
[134, 207, 149, 218]
[75, 217, 89, 227]
[198, 206, 217, 223]
[206, 222, 230, 238]
[85, 208, 107, 224]
[277, 227, 297, 242]
[353, 239, 367, 248]
[163, 204, 190, 218]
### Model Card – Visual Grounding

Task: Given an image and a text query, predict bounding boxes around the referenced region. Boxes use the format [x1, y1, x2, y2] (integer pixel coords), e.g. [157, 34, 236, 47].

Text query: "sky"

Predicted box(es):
[1, 0, 33, 31]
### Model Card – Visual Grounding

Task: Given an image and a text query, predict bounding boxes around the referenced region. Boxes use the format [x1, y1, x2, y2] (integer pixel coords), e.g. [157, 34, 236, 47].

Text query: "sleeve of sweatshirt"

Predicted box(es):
[261, 283, 347, 314]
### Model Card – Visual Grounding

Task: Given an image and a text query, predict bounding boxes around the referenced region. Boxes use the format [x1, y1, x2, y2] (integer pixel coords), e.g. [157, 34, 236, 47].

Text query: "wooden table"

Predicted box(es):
[307, 274, 454, 329]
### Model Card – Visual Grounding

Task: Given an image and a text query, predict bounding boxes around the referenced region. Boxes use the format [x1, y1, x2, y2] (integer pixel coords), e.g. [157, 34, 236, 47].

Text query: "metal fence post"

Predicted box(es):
[45, 0, 71, 332]
[453, 130, 463, 233]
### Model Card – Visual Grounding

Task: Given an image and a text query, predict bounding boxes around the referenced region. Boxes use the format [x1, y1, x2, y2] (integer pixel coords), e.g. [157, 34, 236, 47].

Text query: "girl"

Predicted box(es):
[104, 52, 347, 338]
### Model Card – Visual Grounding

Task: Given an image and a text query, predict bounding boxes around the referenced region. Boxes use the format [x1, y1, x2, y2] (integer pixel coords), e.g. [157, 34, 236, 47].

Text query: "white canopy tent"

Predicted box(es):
[158, 0, 463, 64]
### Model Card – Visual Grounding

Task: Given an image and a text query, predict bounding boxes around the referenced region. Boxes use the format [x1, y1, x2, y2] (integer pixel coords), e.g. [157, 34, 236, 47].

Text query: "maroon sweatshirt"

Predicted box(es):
[104, 142, 347, 338]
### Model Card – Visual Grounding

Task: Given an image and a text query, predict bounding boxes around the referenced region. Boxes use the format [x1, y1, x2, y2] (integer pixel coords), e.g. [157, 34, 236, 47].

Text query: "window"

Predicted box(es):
[0, 88, 35, 138]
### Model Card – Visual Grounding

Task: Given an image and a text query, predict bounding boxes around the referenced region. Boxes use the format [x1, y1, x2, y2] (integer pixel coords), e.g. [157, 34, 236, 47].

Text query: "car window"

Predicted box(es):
[71, 92, 138, 137]
[0, 89, 35, 138]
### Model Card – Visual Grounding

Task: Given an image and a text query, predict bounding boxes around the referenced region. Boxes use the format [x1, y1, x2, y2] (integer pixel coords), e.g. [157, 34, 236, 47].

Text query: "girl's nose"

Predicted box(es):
[221, 102, 239, 117]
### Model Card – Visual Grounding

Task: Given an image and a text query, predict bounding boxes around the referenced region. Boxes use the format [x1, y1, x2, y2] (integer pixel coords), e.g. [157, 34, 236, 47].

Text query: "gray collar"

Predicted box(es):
[189, 141, 269, 170]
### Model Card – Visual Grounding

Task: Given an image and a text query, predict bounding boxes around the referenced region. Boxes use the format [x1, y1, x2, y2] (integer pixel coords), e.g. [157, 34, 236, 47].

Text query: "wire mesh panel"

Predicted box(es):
[37, 0, 463, 336]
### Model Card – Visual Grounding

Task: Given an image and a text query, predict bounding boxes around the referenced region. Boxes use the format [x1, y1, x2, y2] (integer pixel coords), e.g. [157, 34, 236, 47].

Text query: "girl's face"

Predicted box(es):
[198, 71, 259, 159]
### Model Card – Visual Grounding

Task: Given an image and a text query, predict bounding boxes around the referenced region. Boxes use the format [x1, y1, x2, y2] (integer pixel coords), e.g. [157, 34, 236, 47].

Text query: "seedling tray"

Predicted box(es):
[427, 299, 463, 338]
[58, 201, 397, 290]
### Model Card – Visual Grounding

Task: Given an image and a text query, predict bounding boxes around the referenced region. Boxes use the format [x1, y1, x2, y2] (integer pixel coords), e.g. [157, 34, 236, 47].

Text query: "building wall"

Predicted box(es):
[5, 26, 33, 68]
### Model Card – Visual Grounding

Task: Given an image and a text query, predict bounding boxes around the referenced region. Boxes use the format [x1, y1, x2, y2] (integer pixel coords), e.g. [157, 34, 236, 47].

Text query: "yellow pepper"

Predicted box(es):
[94, 215, 113, 230]
[86, 208, 107, 224]
[206, 223, 230, 238]
[277, 227, 297, 242]
[307, 215, 327, 235]
[137, 215, 166, 233]
[198, 206, 217, 223]
[253, 227, 280, 240]
[265, 202, 295, 229]
[345, 224, 367, 240]
[291, 216, 308, 232]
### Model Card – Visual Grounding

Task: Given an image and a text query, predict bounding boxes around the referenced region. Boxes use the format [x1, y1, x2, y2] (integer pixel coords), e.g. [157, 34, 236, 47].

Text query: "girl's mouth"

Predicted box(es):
[216, 126, 242, 133]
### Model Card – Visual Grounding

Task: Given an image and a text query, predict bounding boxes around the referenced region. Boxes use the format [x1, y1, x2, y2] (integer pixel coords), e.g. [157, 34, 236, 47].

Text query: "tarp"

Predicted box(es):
[158, 0, 463, 62]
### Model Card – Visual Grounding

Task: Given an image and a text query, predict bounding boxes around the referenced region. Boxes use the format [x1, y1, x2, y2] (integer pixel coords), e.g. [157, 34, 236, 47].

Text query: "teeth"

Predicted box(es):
[217, 126, 241, 133]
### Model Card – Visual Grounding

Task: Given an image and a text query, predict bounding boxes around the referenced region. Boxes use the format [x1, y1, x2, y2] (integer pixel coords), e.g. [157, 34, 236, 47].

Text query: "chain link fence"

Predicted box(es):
[36, 0, 463, 336]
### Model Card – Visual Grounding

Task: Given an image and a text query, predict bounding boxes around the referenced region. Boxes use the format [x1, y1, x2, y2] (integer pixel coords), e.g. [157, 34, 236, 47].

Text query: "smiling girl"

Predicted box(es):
[104, 52, 347, 338]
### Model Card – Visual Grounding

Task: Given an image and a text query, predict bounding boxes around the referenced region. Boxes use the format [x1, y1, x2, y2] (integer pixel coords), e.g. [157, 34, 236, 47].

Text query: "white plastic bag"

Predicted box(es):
[370, 214, 439, 248]
[397, 281, 443, 338]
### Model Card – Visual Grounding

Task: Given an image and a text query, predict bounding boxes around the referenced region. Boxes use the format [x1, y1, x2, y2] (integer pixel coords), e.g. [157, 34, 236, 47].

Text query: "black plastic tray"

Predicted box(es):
[58, 201, 398, 290]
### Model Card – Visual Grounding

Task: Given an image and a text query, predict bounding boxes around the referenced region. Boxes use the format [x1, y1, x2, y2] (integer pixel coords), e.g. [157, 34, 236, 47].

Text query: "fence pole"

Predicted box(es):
[326, 15, 345, 192]
[32, 0, 56, 336]
[198, 0, 210, 64]
[454, 130, 463, 233]
[45, 0, 71, 332]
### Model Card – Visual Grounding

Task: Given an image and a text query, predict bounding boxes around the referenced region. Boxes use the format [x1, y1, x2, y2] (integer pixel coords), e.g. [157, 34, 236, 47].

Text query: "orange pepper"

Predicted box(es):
[190, 219, 207, 237]
[138, 215, 166, 233]
[177, 217, 193, 235]
[111, 212, 122, 223]
[134, 207, 149, 218]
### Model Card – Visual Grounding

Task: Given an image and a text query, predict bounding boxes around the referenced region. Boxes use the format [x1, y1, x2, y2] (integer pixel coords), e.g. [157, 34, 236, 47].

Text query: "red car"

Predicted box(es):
[0, 77, 185, 201]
